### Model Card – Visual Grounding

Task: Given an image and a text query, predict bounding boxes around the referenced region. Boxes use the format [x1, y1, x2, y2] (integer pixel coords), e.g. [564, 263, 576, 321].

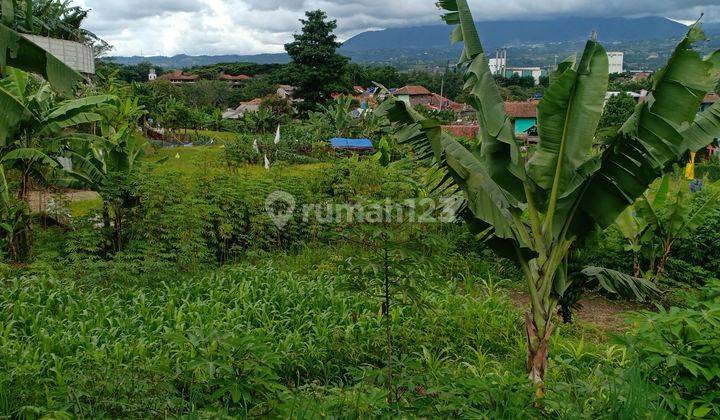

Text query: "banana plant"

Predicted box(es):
[57, 121, 147, 253]
[0, 164, 32, 261]
[616, 175, 720, 280]
[0, 67, 114, 201]
[376, 0, 720, 395]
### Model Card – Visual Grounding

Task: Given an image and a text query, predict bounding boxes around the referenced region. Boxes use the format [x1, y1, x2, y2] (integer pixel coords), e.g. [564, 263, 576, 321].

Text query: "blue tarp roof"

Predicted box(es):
[330, 138, 374, 149]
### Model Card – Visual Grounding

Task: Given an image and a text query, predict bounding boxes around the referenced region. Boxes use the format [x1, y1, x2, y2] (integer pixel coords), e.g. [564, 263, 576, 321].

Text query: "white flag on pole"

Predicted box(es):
[253, 138, 260, 154]
[274, 125, 281, 144]
[264, 154, 270, 170]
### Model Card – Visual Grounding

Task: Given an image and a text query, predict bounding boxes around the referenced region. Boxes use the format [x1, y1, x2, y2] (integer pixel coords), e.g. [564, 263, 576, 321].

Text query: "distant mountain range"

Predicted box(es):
[105, 16, 717, 69]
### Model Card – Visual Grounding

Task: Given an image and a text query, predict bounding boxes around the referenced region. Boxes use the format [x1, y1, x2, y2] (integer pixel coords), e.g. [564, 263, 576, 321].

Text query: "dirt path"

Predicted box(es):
[28, 189, 100, 213]
[507, 290, 647, 333]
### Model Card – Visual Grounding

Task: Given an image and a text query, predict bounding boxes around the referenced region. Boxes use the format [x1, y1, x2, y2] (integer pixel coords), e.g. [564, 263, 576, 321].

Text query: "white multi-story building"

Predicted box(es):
[607, 52, 624, 74]
[148, 68, 157, 82]
[488, 49, 507, 76]
[488, 49, 547, 85]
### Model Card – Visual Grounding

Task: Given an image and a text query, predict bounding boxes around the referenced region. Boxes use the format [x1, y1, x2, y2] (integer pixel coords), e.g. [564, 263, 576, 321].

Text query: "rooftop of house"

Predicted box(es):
[394, 85, 432, 96]
[505, 101, 538, 118]
[219, 73, 252, 81]
[237, 98, 263, 107]
[428, 93, 466, 113]
[703, 92, 719, 104]
[157, 70, 199, 81]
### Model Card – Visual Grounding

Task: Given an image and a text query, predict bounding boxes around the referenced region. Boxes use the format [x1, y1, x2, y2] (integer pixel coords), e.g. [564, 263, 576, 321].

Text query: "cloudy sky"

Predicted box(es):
[73, 0, 720, 57]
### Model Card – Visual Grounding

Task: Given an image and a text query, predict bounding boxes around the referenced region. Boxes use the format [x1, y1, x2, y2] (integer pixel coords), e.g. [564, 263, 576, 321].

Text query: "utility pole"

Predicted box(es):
[440, 59, 449, 109]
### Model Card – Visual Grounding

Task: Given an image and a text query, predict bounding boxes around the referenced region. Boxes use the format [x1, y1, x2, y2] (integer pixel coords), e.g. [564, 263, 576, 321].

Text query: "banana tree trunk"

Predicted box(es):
[656, 240, 673, 280]
[524, 312, 555, 398]
[18, 163, 30, 203]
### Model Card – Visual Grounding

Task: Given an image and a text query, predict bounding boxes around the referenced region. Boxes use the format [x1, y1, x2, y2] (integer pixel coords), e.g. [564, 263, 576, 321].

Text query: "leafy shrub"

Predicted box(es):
[696, 159, 720, 182]
[671, 190, 720, 280]
[616, 280, 720, 418]
[223, 130, 331, 168]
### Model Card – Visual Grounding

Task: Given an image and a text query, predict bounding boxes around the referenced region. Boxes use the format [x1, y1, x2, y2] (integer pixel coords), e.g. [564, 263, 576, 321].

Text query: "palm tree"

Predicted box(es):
[378, 0, 720, 395]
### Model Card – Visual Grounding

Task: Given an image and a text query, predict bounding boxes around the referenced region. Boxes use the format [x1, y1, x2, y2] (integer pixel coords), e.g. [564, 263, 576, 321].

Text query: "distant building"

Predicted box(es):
[702, 93, 719, 112]
[489, 49, 508, 75]
[395, 85, 434, 107]
[505, 101, 539, 136]
[442, 124, 480, 140]
[631, 71, 653, 82]
[605, 90, 648, 104]
[488, 49, 547, 85]
[219, 73, 252, 88]
[277, 85, 296, 100]
[222, 98, 263, 119]
[504, 67, 547, 85]
[22, 34, 95, 74]
[607, 52, 624, 74]
[157, 70, 199, 84]
[148, 68, 157, 82]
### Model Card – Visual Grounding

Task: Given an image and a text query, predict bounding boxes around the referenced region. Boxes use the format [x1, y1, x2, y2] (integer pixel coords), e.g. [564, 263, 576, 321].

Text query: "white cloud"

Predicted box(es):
[72, 0, 720, 56]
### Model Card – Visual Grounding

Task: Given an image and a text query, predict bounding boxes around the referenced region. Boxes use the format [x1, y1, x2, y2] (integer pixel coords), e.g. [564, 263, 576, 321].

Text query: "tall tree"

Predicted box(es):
[378, 0, 720, 397]
[284, 10, 349, 112]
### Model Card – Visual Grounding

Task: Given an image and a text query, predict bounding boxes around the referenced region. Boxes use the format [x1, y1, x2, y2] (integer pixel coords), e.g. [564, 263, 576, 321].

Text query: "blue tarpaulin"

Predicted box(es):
[330, 138, 374, 150]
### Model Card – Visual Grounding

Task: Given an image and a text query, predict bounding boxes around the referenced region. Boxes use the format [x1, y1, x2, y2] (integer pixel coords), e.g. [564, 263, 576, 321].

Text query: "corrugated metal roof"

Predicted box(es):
[330, 138, 374, 149]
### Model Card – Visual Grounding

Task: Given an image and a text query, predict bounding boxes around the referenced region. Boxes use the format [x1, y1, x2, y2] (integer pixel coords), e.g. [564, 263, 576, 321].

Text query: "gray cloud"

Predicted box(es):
[72, 0, 720, 56]
[82, 0, 203, 21]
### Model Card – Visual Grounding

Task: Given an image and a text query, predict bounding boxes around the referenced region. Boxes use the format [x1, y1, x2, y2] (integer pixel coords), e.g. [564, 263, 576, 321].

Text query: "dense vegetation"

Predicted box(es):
[2, 1, 720, 418]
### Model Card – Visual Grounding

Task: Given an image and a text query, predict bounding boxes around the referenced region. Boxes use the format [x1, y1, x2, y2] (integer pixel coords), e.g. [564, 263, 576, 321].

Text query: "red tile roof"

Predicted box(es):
[158, 70, 199, 81]
[703, 92, 720, 104]
[505, 101, 538, 118]
[443, 125, 480, 139]
[395, 85, 432, 96]
[429, 93, 466, 112]
[219, 73, 252, 81]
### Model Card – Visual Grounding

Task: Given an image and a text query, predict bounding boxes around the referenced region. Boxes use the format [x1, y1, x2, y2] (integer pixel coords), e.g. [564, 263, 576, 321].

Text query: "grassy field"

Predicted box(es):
[4, 137, 711, 418]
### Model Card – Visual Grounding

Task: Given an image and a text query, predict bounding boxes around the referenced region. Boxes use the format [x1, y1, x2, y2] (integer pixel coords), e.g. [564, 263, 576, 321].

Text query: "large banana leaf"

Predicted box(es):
[0, 82, 31, 146]
[1, 147, 59, 168]
[376, 96, 534, 259]
[681, 101, 720, 152]
[578, 24, 720, 227]
[1, 0, 14, 26]
[0, 65, 27, 99]
[528, 40, 608, 197]
[0, 22, 81, 95]
[580, 266, 660, 301]
[45, 95, 117, 121]
[438, 0, 526, 201]
[56, 150, 106, 189]
[39, 111, 101, 135]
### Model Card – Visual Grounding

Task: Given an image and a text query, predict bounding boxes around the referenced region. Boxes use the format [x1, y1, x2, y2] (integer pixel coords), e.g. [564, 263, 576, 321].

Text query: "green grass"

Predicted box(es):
[68, 196, 103, 217]
[143, 144, 329, 178]
[194, 129, 239, 144]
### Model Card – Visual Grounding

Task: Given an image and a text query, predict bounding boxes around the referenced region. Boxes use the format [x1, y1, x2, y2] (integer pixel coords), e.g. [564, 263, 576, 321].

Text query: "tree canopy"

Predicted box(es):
[284, 10, 350, 111]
